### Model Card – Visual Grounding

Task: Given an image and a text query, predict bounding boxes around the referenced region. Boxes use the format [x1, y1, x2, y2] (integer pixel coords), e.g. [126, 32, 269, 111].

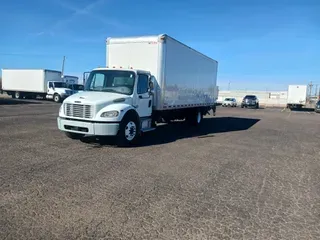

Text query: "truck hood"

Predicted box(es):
[55, 88, 72, 93]
[64, 92, 132, 111]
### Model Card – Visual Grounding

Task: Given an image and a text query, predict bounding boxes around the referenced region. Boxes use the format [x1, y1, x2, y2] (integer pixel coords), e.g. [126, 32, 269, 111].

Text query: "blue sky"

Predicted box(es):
[1, 0, 319, 90]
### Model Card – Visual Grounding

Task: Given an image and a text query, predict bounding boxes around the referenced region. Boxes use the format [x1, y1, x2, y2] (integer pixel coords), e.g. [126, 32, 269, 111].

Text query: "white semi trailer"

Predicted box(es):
[57, 34, 218, 146]
[1, 69, 73, 102]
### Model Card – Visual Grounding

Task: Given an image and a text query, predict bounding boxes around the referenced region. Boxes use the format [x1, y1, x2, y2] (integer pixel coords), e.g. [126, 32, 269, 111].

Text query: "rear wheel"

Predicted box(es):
[117, 113, 140, 147]
[65, 132, 84, 140]
[187, 109, 203, 126]
[14, 91, 22, 99]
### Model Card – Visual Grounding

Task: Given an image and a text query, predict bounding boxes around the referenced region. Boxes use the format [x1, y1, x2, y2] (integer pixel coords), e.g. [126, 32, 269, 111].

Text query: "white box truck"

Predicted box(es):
[287, 85, 308, 109]
[57, 34, 218, 146]
[1, 69, 73, 102]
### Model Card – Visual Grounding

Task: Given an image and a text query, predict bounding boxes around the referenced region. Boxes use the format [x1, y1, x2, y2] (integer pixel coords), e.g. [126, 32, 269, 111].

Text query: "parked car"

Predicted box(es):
[315, 100, 320, 113]
[241, 95, 259, 108]
[222, 98, 237, 107]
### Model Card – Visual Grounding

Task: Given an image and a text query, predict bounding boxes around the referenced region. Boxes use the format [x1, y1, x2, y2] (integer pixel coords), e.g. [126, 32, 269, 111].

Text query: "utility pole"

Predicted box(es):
[228, 81, 231, 91]
[308, 81, 313, 103]
[61, 56, 66, 78]
[308, 81, 313, 96]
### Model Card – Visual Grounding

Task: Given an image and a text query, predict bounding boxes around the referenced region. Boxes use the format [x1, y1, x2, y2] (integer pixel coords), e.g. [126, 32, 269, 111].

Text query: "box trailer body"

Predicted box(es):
[287, 85, 307, 108]
[63, 75, 79, 84]
[107, 35, 218, 111]
[1, 69, 73, 102]
[57, 34, 219, 146]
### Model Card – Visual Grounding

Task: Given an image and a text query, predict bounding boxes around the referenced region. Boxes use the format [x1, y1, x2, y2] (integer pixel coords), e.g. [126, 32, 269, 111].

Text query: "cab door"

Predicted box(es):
[47, 82, 55, 95]
[135, 73, 152, 118]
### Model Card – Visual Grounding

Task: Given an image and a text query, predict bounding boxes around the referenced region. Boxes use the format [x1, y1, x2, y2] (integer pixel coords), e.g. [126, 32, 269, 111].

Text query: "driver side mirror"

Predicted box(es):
[148, 81, 154, 91]
[148, 76, 155, 93]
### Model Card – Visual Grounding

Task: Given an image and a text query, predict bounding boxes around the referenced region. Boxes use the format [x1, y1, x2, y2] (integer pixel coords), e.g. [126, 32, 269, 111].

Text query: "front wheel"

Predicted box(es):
[53, 94, 61, 103]
[65, 132, 85, 139]
[117, 114, 140, 147]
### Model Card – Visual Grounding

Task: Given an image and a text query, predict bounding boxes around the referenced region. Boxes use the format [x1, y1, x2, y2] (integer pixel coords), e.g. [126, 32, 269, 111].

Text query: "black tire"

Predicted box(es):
[256, 103, 259, 109]
[117, 112, 140, 147]
[241, 105, 244, 108]
[53, 94, 61, 103]
[65, 132, 84, 139]
[186, 109, 203, 126]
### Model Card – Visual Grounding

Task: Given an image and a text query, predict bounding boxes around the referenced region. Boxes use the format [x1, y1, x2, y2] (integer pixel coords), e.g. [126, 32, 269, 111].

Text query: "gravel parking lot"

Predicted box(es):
[1, 99, 319, 239]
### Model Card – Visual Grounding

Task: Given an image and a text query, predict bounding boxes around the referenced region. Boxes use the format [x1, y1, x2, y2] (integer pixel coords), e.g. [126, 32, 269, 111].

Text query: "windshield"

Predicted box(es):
[85, 70, 135, 95]
[244, 95, 256, 99]
[70, 84, 84, 91]
[225, 98, 233, 101]
[54, 82, 67, 88]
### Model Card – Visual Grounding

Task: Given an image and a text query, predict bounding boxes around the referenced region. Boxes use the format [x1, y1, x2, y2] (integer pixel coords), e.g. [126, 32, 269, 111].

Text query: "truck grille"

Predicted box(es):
[64, 103, 93, 119]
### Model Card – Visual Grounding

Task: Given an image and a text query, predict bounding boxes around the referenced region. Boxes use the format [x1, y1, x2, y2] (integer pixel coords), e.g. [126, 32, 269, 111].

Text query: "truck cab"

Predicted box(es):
[57, 68, 154, 146]
[47, 81, 73, 102]
[67, 83, 85, 94]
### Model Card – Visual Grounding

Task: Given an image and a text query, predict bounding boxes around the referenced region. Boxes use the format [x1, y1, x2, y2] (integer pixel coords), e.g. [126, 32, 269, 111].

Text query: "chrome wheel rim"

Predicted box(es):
[125, 121, 136, 141]
[197, 111, 201, 123]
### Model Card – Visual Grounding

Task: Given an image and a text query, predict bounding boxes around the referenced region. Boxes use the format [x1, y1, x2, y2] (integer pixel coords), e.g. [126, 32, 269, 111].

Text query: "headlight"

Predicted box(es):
[59, 104, 64, 114]
[100, 110, 119, 118]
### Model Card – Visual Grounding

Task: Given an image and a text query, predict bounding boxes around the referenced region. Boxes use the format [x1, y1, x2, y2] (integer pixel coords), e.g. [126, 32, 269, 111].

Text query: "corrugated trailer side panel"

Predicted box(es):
[2, 69, 46, 93]
[163, 37, 218, 110]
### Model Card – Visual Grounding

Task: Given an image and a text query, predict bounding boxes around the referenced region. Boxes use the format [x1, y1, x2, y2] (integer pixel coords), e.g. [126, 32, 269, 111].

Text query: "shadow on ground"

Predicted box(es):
[289, 107, 315, 112]
[218, 106, 265, 110]
[0, 98, 43, 105]
[83, 117, 260, 148]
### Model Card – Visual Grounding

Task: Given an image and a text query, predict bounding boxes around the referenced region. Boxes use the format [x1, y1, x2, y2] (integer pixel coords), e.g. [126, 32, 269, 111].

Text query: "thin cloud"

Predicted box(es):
[35, 0, 125, 37]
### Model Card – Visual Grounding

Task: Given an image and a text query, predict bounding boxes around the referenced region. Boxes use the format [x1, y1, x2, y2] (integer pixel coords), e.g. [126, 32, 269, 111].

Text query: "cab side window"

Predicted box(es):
[137, 74, 149, 94]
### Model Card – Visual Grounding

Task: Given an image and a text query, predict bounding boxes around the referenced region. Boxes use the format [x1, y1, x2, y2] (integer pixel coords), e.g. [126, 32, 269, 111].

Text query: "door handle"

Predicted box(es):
[139, 95, 143, 99]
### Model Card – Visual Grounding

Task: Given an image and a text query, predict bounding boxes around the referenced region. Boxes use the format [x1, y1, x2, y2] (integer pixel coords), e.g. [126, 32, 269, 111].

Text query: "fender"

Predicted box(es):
[95, 103, 139, 122]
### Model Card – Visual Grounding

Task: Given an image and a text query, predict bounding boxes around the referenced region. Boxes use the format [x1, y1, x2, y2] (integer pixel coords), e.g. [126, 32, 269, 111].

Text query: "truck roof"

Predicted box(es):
[1, 68, 61, 73]
[107, 34, 218, 63]
[92, 67, 150, 75]
[107, 34, 165, 44]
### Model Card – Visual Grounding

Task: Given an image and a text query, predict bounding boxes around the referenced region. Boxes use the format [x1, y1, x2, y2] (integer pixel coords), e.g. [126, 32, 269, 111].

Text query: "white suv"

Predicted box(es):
[222, 98, 237, 107]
